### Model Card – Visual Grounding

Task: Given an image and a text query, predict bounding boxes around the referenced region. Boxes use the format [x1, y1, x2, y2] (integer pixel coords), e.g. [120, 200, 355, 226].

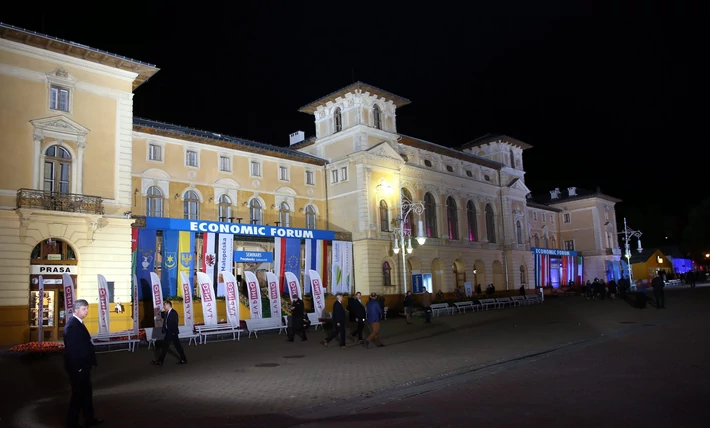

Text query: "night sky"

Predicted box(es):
[3, 2, 704, 246]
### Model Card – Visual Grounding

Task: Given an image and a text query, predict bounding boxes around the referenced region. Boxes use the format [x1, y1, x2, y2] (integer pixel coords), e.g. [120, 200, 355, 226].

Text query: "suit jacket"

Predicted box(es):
[332, 300, 346, 324]
[63, 316, 96, 373]
[162, 309, 180, 336]
[349, 298, 366, 321]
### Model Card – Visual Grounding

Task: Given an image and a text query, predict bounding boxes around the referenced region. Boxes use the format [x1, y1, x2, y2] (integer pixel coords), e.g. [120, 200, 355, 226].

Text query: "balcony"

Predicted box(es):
[607, 247, 622, 256]
[17, 188, 104, 215]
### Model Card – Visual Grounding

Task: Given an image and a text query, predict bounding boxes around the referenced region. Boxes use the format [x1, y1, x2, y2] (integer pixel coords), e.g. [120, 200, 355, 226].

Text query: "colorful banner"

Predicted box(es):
[177, 231, 194, 298]
[285, 271, 302, 300]
[136, 228, 157, 300]
[217, 233, 233, 297]
[275, 237, 301, 293]
[145, 217, 336, 241]
[97, 274, 110, 334]
[266, 272, 281, 321]
[149, 272, 164, 334]
[197, 272, 217, 326]
[304, 239, 327, 294]
[161, 230, 179, 297]
[38, 275, 44, 344]
[244, 271, 262, 319]
[132, 274, 139, 335]
[179, 272, 194, 329]
[308, 269, 325, 318]
[202, 232, 216, 291]
[221, 271, 240, 326]
[62, 273, 75, 321]
[331, 241, 353, 294]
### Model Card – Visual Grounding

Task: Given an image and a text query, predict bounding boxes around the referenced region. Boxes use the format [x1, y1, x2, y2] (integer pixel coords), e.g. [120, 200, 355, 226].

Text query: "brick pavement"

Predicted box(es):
[3, 287, 708, 427]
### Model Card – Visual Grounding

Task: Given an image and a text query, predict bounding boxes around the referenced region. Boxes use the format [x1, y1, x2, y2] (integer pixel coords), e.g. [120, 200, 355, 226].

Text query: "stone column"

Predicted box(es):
[76, 138, 86, 194]
[33, 135, 43, 190]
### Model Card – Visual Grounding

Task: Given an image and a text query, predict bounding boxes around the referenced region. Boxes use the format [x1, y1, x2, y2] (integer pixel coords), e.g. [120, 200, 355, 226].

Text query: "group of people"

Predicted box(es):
[582, 274, 667, 309]
[319, 292, 384, 348]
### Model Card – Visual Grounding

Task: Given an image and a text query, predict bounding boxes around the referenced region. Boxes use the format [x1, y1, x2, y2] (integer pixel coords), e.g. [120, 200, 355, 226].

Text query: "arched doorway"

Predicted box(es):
[473, 260, 486, 290]
[432, 258, 445, 293]
[29, 238, 78, 342]
[453, 259, 466, 290]
[492, 260, 504, 289]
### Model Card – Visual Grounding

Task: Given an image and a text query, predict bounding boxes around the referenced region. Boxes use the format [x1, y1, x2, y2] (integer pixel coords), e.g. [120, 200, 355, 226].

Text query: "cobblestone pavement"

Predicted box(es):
[3, 287, 709, 427]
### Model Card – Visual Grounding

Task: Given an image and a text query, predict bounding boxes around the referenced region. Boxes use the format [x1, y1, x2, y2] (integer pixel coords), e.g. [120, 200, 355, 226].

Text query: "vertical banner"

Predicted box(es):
[177, 231, 194, 297]
[37, 275, 44, 344]
[217, 234, 233, 297]
[161, 230, 179, 297]
[332, 241, 353, 294]
[197, 272, 217, 326]
[132, 274, 139, 335]
[220, 271, 240, 326]
[304, 239, 327, 295]
[285, 271, 302, 300]
[179, 272, 194, 329]
[464, 281, 473, 297]
[275, 237, 302, 293]
[149, 272, 164, 334]
[97, 274, 110, 334]
[62, 273, 75, 320]
[136, 229, 157, 300]
[244, 271, 263, 319]
[308, 269, 325, 318]
[202, 232, 216, 291]
[266, 272, 281, 321]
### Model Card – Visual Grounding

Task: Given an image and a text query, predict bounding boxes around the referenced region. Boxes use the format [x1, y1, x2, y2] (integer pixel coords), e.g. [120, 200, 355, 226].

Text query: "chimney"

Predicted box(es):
[550, 188, 561, 199]
[568, 186, 577, 196]
[289, 131, 305, 146]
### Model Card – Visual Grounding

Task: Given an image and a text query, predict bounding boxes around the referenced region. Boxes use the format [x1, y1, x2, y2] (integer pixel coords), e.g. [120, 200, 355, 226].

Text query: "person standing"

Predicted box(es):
[322, 293, 346, 348]
[404, 291, 413, 324]
[422, 289, 432, 323]
[287, 295, 307, 341]
[152, 300, 187, 365]
[652, 273, 666, 309]
[363, 292, 384, 348]
[348, 292, 366, 342]
[64, 299, 103, 428]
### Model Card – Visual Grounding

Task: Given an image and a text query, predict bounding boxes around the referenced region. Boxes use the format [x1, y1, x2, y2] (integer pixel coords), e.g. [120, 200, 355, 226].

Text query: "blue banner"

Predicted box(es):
[145, 217, 335, 241]
[161, 230, 179, 297]
[284, 238, 301, 292]
[531, 247, 578, 257]
[412, 274, 423, 294]
[233, 251, 273, 263]
[136, 229, 157, 300]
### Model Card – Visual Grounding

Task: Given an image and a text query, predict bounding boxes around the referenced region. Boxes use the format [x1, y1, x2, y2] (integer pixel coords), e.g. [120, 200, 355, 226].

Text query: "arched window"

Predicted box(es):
[382, 261, 392, 286]
[467, 200, 478, 242]
[373, 104, 382, 130]
[218, 195, 231, 221]
[305, 205, 316, 229]
[249, 199, 262, 225]
[184, 191, 199, 220]
[279, 202, 290, 227]
[516, 220, 523, 244]
[379, 200, 389, 231]
[146, 186, 163, 217]
[446, 196, 458, 240]
[534, 234, 540, 247]
[424, 192, 437, 238]
[44, 145, 71, 193]
[333, 107, 342, 133]
[485, 204, 496, 243]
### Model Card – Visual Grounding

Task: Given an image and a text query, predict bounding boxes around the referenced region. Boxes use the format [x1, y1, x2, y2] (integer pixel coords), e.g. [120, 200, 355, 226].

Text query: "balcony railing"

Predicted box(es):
[17, 188, 104, 215]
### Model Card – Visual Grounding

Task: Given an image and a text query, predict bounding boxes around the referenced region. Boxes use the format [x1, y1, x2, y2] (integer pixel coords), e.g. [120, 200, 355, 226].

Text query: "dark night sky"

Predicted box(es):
[3, 1, 705, 246]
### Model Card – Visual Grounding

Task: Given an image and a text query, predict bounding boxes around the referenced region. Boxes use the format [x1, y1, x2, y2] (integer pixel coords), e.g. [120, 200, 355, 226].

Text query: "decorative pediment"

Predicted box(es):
[507, 177, 531, 194]
[366, 142, 404, 162]
[31, 115, 89, 141]
[46, 67, 77, 87]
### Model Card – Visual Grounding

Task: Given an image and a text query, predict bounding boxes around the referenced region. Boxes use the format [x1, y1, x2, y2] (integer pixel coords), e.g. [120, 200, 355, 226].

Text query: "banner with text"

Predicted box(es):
[38, 275, 44, 344]
[179, 272, 194, 329]
[285, 271, 302, 301]
[217, 234, 233, 297]
[149, 272, 164, 336]
[197, 272, 218, 326]
[62, 273, 75, 320]
[220, 271, 240, 326]
[308, 269, 326, 318]
[202, 232, 216, 291]
[244, 271, 262, 319]
[136, 228, 157, 301]
[97, 274, 110, 334]
[331, 241, 353, 294]
[266, 272, 281, 321]
[145, 217, 336, 241]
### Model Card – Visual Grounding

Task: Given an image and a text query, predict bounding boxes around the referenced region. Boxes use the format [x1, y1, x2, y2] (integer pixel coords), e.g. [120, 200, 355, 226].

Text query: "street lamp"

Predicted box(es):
[392, 190, 426, 295]
[618, 217, 643, 285]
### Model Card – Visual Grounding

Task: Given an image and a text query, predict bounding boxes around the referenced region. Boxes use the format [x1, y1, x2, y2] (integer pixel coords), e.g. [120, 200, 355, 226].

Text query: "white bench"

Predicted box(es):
[453, 301, 478, 313]
[510, 296, 526, 306]
[477, 298, 498, 310]
[307, 313, 324, 331]
[146, 326, 200, 348]
[525, 294, 541, 305]
[245, 317, 286, 338]
[430, 303, 453, 316]
[196, 323, 242, 343]
[91, 330, 139, 352]
[495, 297, 513, 308]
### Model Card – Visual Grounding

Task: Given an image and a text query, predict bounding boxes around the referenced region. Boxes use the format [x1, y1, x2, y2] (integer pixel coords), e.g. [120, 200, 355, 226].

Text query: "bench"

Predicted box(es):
[477, 298, 498, 310]
[196, 323, 242, 343]
[307, 313, 324, 331]
[453, 301, 478, 313]
[525, 294, 541, 305]
[146, 326, 201, 348]
[495, 297, 513, 308]
[430, 303, 453, 316]
[91, 330, 139, 352]
[245, 317, 286, 338]
[510, 296, 526, 306]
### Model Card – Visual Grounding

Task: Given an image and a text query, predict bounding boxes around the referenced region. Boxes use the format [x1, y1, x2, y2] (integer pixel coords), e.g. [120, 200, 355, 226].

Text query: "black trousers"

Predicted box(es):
[66, 368, 94, 427]
[325, 322, 346, 346]
[654, 289, 665, 308]
[350, 319, 364, 340]
[158, 333, 186, 362]
[288, 320, 307, 340]
[636, 292, 646, 309]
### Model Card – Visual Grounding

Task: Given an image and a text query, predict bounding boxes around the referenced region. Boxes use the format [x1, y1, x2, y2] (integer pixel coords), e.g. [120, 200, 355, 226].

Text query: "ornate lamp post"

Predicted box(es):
[392, 191, 427, 295]
[619, 217, 643, 285]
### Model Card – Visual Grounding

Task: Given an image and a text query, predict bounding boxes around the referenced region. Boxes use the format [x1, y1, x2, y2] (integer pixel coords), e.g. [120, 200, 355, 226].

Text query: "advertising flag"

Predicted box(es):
[197, 272, 217, 326]
[220, 270, 240, 326]
[331, 241, 353, 294]
[285, 271, 302, 301]
[97, 274, 110, 334]
[244, 271, 262, 319]
[202, 232, 216, 288]
[217, 233, 233, 297]
[179, 272, 194, 329]
[266, 272, 281, 321]
[149, 272, 164, 334]
[62, 273, 75, 321]
[308, 269, 326, 318]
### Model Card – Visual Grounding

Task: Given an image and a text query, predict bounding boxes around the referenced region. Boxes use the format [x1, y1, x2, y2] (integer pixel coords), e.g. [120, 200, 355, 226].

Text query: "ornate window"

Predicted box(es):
[305, 205, 316, 229]
[218, 195, 231, 221]
[249, 199, 263, 225]
[379, 200, 389, 231]
[516, 220, 523, 244]
[467, 200, 478, 242]
[334, 107, 342, 133]
[43, 145, 71, 193]
[279, 202, 291, 227]
[382, 261, 392, 286]
[446, 196, 458, 240]
[146, 186, 163, 217]
[485, 204, 496, 243]
[184, 191, 199, 220]
[424, 192, 437, 238]
[373, 104, 382, 130]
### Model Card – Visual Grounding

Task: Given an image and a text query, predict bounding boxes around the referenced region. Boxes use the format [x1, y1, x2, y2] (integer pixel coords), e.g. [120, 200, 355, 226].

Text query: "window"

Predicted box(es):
[331, 169, 339, 183]
[249, 199, 263, 225]
[424, 192, 437, 238]
[149, 144, 162, 162]
[279, 202, 290, 227]
[218, 195, 231, 221]
[467, 200, 478, 242]
[219, 156, 231, 172]
[146, 186, 163, 217]
[305, 205, 316, 229]
[183, 191, 199, 220]
[446, 165, 454, 172]
[516, 221, 523, 244]
[49, 85, 70, 112]
[446, 196, 458, 240]
[533, 212, 538, 221]
[466, 170, 473, 177]
[340, 166, 348, 181]
[424, 159, 432, 167]
[305, 170, 315, 185]
[44, 145, 71, 193]
[380, 200, 389, 231]
[382, 261, 392, 286]
[534, 234, 540, 247]
[401, 154, 409, 162]
[510, 149, 515, 168]
[564, 240, 574, 250]
[484, 175, 490, 181]
[604, 206, 609, 222]
[373, 104, 382, 130]
[334, 107, 342, 133]
[543, 236, 548, 248]
[186, 150, 198, 167]
[550, 215, 554, 224]
[402, 188, 417, 236]
[564, 213, 571, 223]
[542, 213, 546, 223]
[485, 204, 496, 243]
[279, 166, 289, 181]
[250, 161, 261, 177]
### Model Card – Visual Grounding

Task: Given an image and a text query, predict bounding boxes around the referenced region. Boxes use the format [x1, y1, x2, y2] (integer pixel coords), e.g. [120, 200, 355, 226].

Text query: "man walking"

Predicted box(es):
[322, 293, 347, 348]
[652, 272, 666, 309]
[422, 289, 432, 323]
[404, 291, 413, 324]
[64, 299, 103, 428]
[363, 292, 384, 348]
[348, 292, 366, 342]
[287, 295, 307, 341]
[152, 300, 187, 365]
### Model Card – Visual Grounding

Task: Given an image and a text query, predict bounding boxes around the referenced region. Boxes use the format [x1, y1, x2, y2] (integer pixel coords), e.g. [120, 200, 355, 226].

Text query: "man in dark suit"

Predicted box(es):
[322, 293, 346, 348]
[152, 300, 187, 365]
[64, 299, 103, 428]
[287, 295, 307, 341]
[348, 292, 366, 342]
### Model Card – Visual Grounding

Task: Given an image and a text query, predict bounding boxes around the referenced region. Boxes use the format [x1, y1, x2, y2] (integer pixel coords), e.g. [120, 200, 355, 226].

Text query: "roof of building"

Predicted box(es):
[0, 22, 159, 90]
[461, 133, 533, 150]
[298, 81, 412, 114]
[629, 248, 666, 264]
[133, 118, 328, 165]
[531, 186, 622, 205]
[525, 200, 562, 212]
[398, 134, 504, 170]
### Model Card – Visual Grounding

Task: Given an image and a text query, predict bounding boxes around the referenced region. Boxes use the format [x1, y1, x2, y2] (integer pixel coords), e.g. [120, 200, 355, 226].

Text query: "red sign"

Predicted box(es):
[289, 280, 298, 297]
